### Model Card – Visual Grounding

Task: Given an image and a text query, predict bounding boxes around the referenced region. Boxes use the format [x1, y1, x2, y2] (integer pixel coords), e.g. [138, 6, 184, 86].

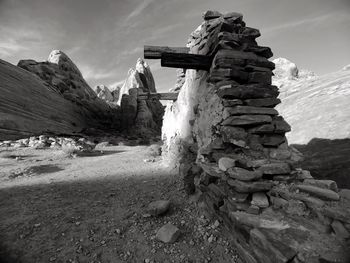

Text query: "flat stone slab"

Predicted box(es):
[244, 98, 281, 107]
[227, 179, 272, 193]
[258, 163, 291, 175]
[217, 84, 279, 100]
[223, 106, 278, 118]
[156, 223, 180, 243]
[227, 167, 263, 181]
[303, 179, 338, 192]
[229, 211, 290, 230]
[147, 200, 170, 216]
[296, 185, 340, 201]
[222, 99, 243, 107]
[222, 114, 272, 126]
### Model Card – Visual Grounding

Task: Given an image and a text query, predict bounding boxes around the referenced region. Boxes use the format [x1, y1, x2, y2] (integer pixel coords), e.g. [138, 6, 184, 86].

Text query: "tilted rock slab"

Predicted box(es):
[0, 59, 91, 140]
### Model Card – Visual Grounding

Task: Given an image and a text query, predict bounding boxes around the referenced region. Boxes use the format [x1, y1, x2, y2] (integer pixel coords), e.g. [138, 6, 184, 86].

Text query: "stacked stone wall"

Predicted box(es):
[162, 10, 350, 263]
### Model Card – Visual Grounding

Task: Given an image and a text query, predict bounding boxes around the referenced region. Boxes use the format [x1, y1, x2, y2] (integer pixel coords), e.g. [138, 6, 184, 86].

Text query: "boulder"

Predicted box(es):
[203, 10, 222, 20]
[220, 126, 248, 147]
[251, 192, 269, 208]
[147, 200, 170, 216]
[156, 223, 180, 243]
[218, 157, 236, 171]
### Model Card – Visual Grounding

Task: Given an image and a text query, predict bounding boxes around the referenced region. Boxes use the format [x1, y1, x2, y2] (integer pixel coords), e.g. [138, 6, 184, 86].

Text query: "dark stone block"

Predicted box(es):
[222, 114, 272, 126]
[217, 84, 279, 100]
[244, 98, 281, 107]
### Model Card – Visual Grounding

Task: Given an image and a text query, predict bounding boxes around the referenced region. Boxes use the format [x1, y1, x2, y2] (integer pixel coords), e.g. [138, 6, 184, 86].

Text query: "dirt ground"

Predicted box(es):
[0, 142, 240, 263]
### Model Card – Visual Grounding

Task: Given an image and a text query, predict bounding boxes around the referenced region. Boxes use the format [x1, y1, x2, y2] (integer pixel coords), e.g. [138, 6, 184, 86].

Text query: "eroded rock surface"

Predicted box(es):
[117, 58, 164, 136]
[0, 59, 95, 140]
[17, 50, 115, 125]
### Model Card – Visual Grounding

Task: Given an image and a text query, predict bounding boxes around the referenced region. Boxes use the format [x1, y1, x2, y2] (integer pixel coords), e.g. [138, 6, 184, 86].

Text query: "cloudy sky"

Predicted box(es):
[0, 0, 349, 92]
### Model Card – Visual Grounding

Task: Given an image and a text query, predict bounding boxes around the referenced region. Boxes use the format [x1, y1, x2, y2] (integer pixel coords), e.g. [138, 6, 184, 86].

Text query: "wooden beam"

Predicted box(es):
[144, 45, 190, 59]
[161, 52, 212, 70]
[138, 92, 179, 101]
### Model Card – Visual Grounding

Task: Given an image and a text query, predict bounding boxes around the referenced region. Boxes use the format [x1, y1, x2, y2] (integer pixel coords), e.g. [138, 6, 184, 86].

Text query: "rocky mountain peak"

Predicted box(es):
[343, 64, 350, 71]
[272, 57, 317, 83]
[135, 58, 156, 93]
[272, 57, 299, 79]
[47, 50, 83, 78]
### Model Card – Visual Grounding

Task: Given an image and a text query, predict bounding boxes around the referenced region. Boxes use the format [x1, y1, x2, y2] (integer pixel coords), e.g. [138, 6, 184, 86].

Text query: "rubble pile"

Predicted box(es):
[0, 135, 96, 153]
[163, 10, 350, 263]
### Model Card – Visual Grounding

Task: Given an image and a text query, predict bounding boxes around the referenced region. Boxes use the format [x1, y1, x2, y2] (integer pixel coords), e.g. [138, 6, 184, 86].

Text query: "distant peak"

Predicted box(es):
[342, 64, 350, 71]
[47, 49, 82, 77]
[272, 57, 299, 79]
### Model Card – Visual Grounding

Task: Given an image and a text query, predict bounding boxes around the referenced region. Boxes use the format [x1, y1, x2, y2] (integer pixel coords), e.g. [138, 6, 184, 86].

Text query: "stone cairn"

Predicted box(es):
[167, 11, 350, 263]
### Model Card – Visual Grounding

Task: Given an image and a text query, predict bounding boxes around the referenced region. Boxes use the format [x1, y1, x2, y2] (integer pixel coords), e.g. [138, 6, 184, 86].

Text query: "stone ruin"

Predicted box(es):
[159, 10, 350, 263]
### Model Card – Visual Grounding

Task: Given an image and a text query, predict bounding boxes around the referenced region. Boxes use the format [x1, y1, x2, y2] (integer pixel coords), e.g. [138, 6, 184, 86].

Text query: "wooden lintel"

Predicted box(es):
[144, 45, 190, 59]
[138, 92, 179, 101]
[161, 52, 212, 70]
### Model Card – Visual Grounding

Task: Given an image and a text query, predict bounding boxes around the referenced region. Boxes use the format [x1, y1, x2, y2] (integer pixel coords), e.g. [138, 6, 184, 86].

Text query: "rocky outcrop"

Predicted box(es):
[118, 59, 164, 137]
[93, 85, 120, 108]
[91, 58, 164, 137]
[0, 59, 93, 140]
[118, 58, 156, 103]
[161, 11, 350, 263]
[272, 58, 350, 144]
[17, 50, 116, 125]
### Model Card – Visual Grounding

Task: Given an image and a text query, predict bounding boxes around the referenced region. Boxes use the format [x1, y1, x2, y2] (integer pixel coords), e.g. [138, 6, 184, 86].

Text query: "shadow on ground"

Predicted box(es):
[292, 137, 350, 189]
[0, 167, 187, 263]
[8, 164, 65, 179]
[77, 150, 126, 157]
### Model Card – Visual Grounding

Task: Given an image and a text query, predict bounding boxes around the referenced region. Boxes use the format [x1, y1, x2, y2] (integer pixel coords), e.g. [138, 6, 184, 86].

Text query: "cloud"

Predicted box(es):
[80, 64, 117, 82]
[0, 40, 29, 57]
[263, 12, 349, 35]
[0, 26, 43, 58]
[125, 0, 155, 22]
[147, 61, 162, 72]
[109, 79, 125, 89]
[119, 46, 143, 57]
[142, 22, 183, 42]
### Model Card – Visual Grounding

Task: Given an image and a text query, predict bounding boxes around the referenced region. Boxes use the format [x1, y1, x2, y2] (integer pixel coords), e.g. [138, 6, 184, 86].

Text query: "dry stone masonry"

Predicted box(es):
[160, 11, 350, 263]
